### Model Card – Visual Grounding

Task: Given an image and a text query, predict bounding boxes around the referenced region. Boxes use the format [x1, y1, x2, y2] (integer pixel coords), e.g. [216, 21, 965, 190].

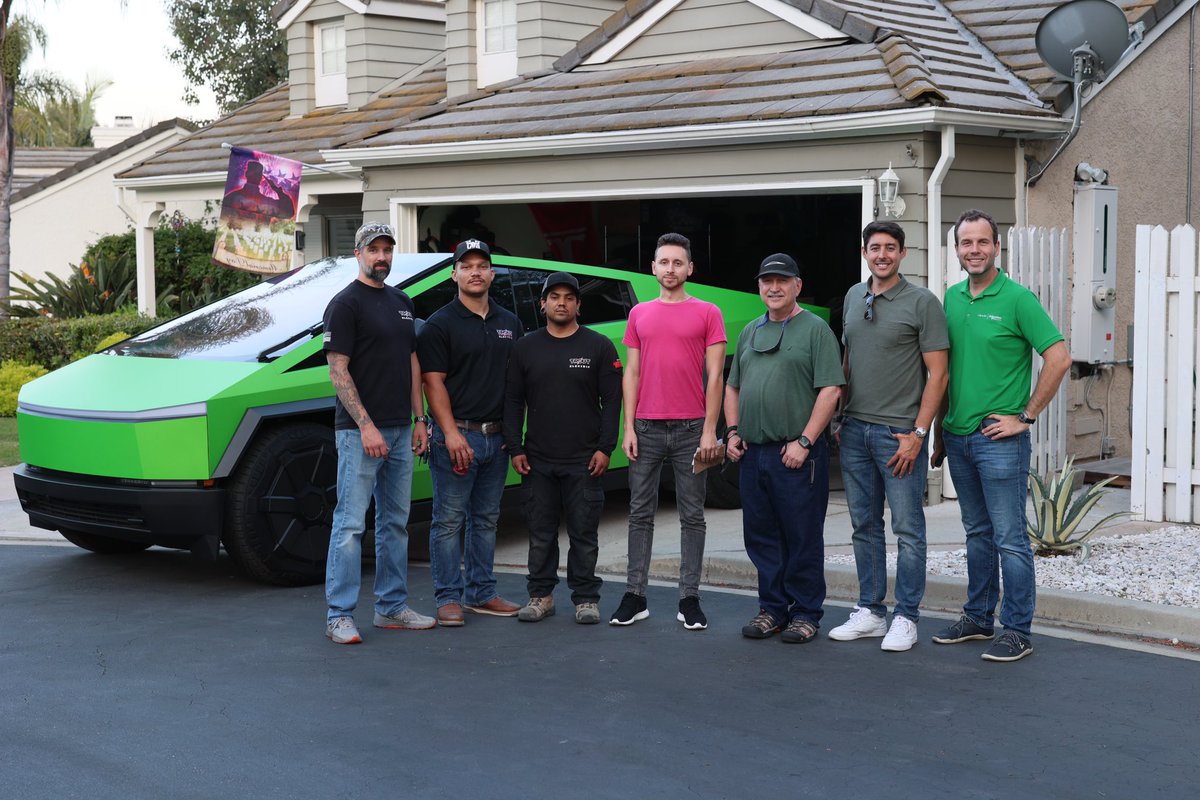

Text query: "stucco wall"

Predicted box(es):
[11, 130, 206, 286]
[1025, 9, 1200, 460]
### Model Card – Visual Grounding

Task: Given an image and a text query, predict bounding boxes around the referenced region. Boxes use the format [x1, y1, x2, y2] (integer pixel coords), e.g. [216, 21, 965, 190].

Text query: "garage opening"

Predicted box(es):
[417, 193, 862, 336]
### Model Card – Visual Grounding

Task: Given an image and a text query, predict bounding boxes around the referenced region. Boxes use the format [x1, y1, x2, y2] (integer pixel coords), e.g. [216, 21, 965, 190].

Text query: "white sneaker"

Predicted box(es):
[326, 616, 362, 644]
[881, 615, 919, 652]
[828, 606, 887, 641]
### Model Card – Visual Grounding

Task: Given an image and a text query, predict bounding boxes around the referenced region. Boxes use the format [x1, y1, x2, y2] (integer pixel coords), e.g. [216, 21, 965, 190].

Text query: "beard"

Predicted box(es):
[366, 262, 390, 282]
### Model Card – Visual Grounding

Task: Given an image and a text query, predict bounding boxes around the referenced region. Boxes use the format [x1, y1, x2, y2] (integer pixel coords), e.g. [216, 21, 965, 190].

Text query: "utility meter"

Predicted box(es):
[1070, 184, 1117, 363]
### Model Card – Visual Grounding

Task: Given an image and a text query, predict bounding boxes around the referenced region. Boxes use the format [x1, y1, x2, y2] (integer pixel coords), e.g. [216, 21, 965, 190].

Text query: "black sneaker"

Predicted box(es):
[931, 614, 995, 644]
[609, 592, 649, 626]
[676, 596, 707, 630]
[981, 631, 1034, 662]
[741, 610, 780, 639]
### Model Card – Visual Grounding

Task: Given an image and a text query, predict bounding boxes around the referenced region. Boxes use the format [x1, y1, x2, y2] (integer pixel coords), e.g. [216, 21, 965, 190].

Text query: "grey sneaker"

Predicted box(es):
[326, 616, 362, 645]
[518, 596, 555, 622]
[931, 614, 995, 644]
[373, 608, 436, 630]
[981, 631, 1034, 662]
[575, 602, 600, 625]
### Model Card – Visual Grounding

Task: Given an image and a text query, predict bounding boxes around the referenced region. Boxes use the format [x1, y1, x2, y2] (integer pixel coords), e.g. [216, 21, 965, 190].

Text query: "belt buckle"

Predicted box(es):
[480, 421, 501, 435]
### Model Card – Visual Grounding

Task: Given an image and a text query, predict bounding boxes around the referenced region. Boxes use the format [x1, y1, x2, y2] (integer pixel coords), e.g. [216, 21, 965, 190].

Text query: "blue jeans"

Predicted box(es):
[944, 427, 1035, 636]
[625, 418, 707, 598]
[326, 425, 415, 622]
[839, 416, 927, 621]
[740, 438, 829, 626]
[427, 421, 509, 607]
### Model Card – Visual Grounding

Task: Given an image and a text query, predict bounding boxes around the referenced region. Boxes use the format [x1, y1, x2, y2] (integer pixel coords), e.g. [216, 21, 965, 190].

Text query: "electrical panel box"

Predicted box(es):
[1071, 184, 1118, 364]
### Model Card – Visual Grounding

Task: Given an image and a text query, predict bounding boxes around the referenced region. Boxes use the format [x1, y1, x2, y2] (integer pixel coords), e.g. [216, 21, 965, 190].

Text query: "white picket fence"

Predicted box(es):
[944, 226, 1069, 479]
[1132, 224, 1200, 523]
[1006, 227, 1069, 477]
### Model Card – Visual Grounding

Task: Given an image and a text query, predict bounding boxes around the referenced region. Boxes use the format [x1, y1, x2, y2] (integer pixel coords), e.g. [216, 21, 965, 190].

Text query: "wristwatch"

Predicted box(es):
[1017, 412, 1036, 425]
[913, 426, 928, 439]
[414, 415, 429, 425]
[796, 434, 813, 449]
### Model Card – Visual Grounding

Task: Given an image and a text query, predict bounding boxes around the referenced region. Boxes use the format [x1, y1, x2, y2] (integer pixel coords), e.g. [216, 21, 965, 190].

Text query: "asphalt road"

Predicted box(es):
[2, 544, 1197, 800]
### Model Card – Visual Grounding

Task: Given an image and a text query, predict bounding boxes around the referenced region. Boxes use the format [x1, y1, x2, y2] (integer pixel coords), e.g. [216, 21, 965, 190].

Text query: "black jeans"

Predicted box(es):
[522, 458, 605, 604]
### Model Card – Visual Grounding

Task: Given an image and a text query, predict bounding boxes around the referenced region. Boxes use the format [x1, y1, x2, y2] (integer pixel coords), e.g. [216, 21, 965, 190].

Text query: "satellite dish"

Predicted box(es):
[1035, 0, 1133, 84]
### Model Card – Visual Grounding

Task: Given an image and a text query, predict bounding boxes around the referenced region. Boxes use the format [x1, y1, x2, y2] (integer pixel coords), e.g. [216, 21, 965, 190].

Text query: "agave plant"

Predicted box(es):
[1027, 455, 1128, 561]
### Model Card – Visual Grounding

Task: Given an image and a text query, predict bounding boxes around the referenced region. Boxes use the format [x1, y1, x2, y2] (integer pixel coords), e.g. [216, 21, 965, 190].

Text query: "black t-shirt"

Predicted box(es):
[322, 280, 416, 431]
[502, 327, 623, 464]
[416, 296, 523, 422]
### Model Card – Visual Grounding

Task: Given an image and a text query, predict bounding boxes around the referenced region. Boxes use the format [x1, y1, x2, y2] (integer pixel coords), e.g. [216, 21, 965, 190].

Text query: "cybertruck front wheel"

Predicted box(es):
[223, 423, 337, 586]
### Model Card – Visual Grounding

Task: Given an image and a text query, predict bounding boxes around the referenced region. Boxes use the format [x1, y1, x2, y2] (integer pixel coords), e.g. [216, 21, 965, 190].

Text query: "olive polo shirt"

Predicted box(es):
[727, 310, 844, 444]
[943, 269, 1064, 435]
[416, 296, 524, 422]
[842, 275, 949, 428]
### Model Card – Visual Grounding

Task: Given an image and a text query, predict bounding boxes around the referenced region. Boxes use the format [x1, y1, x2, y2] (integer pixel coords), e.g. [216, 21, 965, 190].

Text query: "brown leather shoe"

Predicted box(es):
[436, 603, 465, 627]
[465, 596, 521, 617]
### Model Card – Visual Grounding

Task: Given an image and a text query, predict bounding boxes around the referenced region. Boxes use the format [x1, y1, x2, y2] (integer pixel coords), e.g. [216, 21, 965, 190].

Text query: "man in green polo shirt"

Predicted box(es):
[930, 209, 1070, 663]
[829, 221, 948, 653]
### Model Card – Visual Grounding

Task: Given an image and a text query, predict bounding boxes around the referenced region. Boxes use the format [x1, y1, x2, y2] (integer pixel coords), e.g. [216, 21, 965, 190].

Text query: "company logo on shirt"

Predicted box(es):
[323, 332, 332, 343]
[398, 310, 413, 320]
[613, 358, 623, 369]
[568, 357, 591, 369]
[974, 313, 1004, 322]
[496, 328, 514, 340]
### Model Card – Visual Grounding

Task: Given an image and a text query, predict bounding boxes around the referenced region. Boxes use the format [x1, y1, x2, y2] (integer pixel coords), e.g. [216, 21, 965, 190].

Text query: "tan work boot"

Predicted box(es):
[518, 595, 555, 622]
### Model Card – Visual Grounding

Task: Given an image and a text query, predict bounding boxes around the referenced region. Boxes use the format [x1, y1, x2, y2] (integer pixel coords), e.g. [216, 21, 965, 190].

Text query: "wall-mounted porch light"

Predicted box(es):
[878, 163, 906, 218]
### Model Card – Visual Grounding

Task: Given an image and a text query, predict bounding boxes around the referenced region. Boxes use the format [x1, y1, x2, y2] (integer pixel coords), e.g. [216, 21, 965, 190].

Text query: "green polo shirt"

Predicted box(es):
[842, 275, 949, 428]
[943, 270, 1064, 435]
[727, 310, 844, 444]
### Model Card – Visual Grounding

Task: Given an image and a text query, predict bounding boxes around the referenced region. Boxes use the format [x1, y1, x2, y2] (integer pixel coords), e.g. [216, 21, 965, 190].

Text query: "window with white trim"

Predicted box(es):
[477, 0, 517, 87]
[315, 21, 347, 107]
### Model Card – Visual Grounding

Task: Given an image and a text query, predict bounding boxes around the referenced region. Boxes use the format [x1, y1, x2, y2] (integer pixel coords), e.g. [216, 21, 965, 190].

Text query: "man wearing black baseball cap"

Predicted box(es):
[417, 238, 524, 625]
[503, 272, 622, 624]
[724, 252, 843, 645]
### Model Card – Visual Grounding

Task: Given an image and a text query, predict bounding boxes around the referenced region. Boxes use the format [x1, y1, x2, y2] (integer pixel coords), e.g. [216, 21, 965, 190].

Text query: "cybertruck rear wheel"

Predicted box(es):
[224, 423, 337, 586]
[59, 528, 152, 555]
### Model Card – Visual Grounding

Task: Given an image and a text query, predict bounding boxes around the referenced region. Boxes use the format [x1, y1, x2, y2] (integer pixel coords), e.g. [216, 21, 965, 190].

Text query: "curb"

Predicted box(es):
[627, 557, 1200, 646]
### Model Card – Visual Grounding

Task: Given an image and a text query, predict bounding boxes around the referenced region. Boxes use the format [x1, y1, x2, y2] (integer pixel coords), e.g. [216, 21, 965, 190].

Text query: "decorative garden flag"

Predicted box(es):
[213, 147, 302, 274]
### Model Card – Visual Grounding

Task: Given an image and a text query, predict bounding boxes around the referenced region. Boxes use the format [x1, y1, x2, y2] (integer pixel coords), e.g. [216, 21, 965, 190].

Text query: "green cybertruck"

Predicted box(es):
[14, 252, 809, 586]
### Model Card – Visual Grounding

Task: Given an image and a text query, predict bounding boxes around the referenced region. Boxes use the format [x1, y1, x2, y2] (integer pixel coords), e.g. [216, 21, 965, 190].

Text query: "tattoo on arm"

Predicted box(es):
[328, 352, 373, 430]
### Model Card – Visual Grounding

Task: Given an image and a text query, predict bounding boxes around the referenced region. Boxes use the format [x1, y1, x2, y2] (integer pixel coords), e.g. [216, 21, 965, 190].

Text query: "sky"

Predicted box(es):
[19, 0, 221, 128]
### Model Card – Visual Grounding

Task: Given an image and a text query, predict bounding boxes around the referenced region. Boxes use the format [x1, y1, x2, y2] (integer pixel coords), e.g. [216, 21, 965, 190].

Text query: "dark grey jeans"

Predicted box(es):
[625, 418, 707, 598]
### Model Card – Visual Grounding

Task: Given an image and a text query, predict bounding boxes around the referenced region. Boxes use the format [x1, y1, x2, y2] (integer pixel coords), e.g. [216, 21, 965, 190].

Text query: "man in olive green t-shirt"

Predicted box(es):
[724, 253, 844, 645]
[930, 209, 1070, 663]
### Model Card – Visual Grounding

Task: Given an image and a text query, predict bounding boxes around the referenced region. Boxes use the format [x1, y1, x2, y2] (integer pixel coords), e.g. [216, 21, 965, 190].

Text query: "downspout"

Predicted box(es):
[926, 125, 956, 303]
[926, 125, 955, 501]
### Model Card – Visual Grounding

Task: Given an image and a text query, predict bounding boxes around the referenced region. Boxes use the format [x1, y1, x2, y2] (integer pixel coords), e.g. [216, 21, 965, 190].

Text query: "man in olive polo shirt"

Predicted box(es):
[724, 253, 843, 644]
[930, 209, 1070, 662]
[418, 239, 525, 626]
[829, 221, 948, 653]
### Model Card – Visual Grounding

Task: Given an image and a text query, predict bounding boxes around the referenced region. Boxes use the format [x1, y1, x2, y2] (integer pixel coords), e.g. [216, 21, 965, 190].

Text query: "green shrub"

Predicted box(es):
[94, 331, 131, 352]
[4, 253, 142, 318]
[0, 361, 49, 416]
[0, 310, 170, 371]
[83, 213, 260, 314]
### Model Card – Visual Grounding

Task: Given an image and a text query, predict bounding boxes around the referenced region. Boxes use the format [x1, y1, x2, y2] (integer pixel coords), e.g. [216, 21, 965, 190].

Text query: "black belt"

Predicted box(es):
[455, 419, 503, 435]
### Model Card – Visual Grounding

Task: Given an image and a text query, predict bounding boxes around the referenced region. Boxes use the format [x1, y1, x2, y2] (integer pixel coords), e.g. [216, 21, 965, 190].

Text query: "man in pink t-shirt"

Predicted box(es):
[609, 232, 727, 631]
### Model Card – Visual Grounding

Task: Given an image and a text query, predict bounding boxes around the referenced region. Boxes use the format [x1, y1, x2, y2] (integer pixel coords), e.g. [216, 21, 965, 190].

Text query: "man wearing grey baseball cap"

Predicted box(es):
[724, 252, 843, 645]
[321, 222, 434, 644]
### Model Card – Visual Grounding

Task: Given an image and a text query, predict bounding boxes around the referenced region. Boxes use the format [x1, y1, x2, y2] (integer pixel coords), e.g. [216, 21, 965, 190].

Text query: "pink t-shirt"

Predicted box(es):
[623, 297, 727, 419]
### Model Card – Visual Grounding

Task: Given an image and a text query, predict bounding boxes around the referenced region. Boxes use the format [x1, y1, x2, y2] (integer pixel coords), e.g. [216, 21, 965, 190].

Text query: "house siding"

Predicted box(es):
[446, 0, 478, 100]
[603, 0, 821, 67]
[517, 0, 624, 74]
[1026, 18, 1200, 461]
[287, 24, 318, 117]
[346, 15, 444, 107]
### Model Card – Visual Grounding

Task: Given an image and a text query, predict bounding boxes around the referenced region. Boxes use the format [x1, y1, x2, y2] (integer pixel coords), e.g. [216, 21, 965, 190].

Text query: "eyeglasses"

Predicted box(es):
[864, 292, 876, 322]
[750, 312, 794, 354]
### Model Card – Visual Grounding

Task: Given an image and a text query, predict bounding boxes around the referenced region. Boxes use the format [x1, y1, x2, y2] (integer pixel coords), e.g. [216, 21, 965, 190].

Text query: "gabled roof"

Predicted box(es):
[13, 119, 195, 202]
[117, 64, 447, 180]
[12, 148, 99, 192]
[349, 0, 1056, 150]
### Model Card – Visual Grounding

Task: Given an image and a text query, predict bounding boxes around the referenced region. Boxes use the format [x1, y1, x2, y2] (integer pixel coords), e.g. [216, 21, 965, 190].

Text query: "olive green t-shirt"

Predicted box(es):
[727, 310, 845, 444]
[842, 276, 949, 428]
[943, 270, 1064, 435]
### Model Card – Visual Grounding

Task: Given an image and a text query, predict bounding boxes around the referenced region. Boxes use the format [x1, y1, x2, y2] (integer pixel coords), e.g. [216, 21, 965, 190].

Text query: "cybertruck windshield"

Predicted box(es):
[107, 254, 446, 362]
